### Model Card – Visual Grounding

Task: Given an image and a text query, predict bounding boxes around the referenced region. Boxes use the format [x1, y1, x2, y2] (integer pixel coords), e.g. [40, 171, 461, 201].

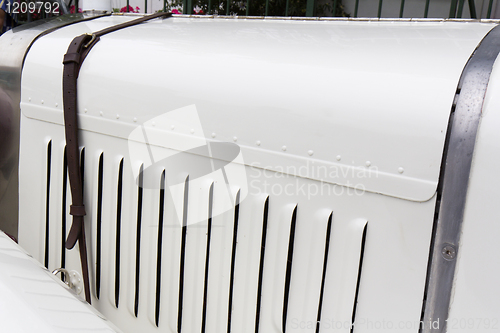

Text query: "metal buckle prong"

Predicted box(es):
[84, 33, 96, 48]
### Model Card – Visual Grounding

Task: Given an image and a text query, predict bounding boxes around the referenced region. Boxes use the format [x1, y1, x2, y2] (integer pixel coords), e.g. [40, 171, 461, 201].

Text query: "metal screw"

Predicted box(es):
[441, 244, 456, 260]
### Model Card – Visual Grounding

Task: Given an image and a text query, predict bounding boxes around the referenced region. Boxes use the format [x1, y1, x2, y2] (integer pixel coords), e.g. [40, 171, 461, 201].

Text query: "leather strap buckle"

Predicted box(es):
[84, 33, 96, 48]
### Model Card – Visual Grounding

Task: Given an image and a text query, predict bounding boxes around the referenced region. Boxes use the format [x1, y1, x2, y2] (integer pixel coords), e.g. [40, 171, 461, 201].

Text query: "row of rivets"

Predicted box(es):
[26, 97, 406, 174]
[27, 98, 58, 107]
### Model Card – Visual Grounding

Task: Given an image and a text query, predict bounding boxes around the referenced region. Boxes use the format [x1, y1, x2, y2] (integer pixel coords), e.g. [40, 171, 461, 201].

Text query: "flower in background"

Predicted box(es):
[171, 9, 181, 14]
[69, 5, 82, 13]
[120, 5, 140, 13]
[193, 9, 204, 14]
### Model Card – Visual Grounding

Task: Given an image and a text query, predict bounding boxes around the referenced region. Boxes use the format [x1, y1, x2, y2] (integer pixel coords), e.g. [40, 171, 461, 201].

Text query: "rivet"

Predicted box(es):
[41, 100, 44, 104]
[191, 129, 195, 134]
[256, 140, 261, 146]
[55, 103, 58, 107]
[99, 111, 103, 116]
[133, 117, 137, 122]
[282, 145, 287, 151]
[441, 244, 457, 260]
[116, 114, 120, 119]
[308, 150, 314, 156]
[336, 155, 341, 161]
[171, 125, 175, 130]
[28, 97, 31, 102]
[398, 167, 404, 174]
[233, 136, 238, 142]
[211, 133, 216, 138]
[365, 161, 371, 167]
[152, 121, 156, 127]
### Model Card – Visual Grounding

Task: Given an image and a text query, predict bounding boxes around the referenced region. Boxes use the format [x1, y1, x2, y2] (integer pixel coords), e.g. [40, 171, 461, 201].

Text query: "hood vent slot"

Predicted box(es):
[96, 152, 104, 299]
[177, 175, 189, 333]
[201, 183, 215, 333]
[315, 212, 333, 333]
[282, 205, 298, 333]
[134, 163, 144, 317]
[255, 196, 269, 333]
[114, 158, 124, 308]
[44, 140, 52, 269]
[154, 170, 166, 326]
[226, 189, 240, 333]
[351, 223, 368, 333]
[60, 147, 68, 276]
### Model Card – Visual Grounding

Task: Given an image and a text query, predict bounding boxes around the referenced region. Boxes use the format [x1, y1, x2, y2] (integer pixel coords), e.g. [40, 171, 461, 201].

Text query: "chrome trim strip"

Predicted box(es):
[421, 24, 500, 333]
[169, 14, 500, 22]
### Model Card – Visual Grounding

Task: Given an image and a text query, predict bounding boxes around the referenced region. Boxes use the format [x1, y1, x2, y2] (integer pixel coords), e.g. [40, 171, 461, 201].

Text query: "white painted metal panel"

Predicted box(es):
[230, 194, 269, 333]
[156, 170, 183, 332]
[181, 176, 211, 333]
[284, 204, 331, 333]
[203, 186, 239, 333]
[320, 218, 367, 333]
[139, 164, 169, 328]
[258, 196, 296, 332]
[18, 115, 438, 333]
[18, 15, 488, 333]
[19, 16, 495, 201]
[18, 117, 64, 266]
[0, 231, 122, 333]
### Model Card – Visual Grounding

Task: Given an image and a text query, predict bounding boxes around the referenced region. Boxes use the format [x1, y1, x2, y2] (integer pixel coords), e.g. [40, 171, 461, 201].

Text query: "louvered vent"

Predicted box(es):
[40, 140, 370, 333]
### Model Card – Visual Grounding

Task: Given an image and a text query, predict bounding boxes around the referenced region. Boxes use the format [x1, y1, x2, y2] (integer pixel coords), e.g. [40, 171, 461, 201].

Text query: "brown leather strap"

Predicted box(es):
[64, 33, 91, 250]
[62, 12, 172, 304]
